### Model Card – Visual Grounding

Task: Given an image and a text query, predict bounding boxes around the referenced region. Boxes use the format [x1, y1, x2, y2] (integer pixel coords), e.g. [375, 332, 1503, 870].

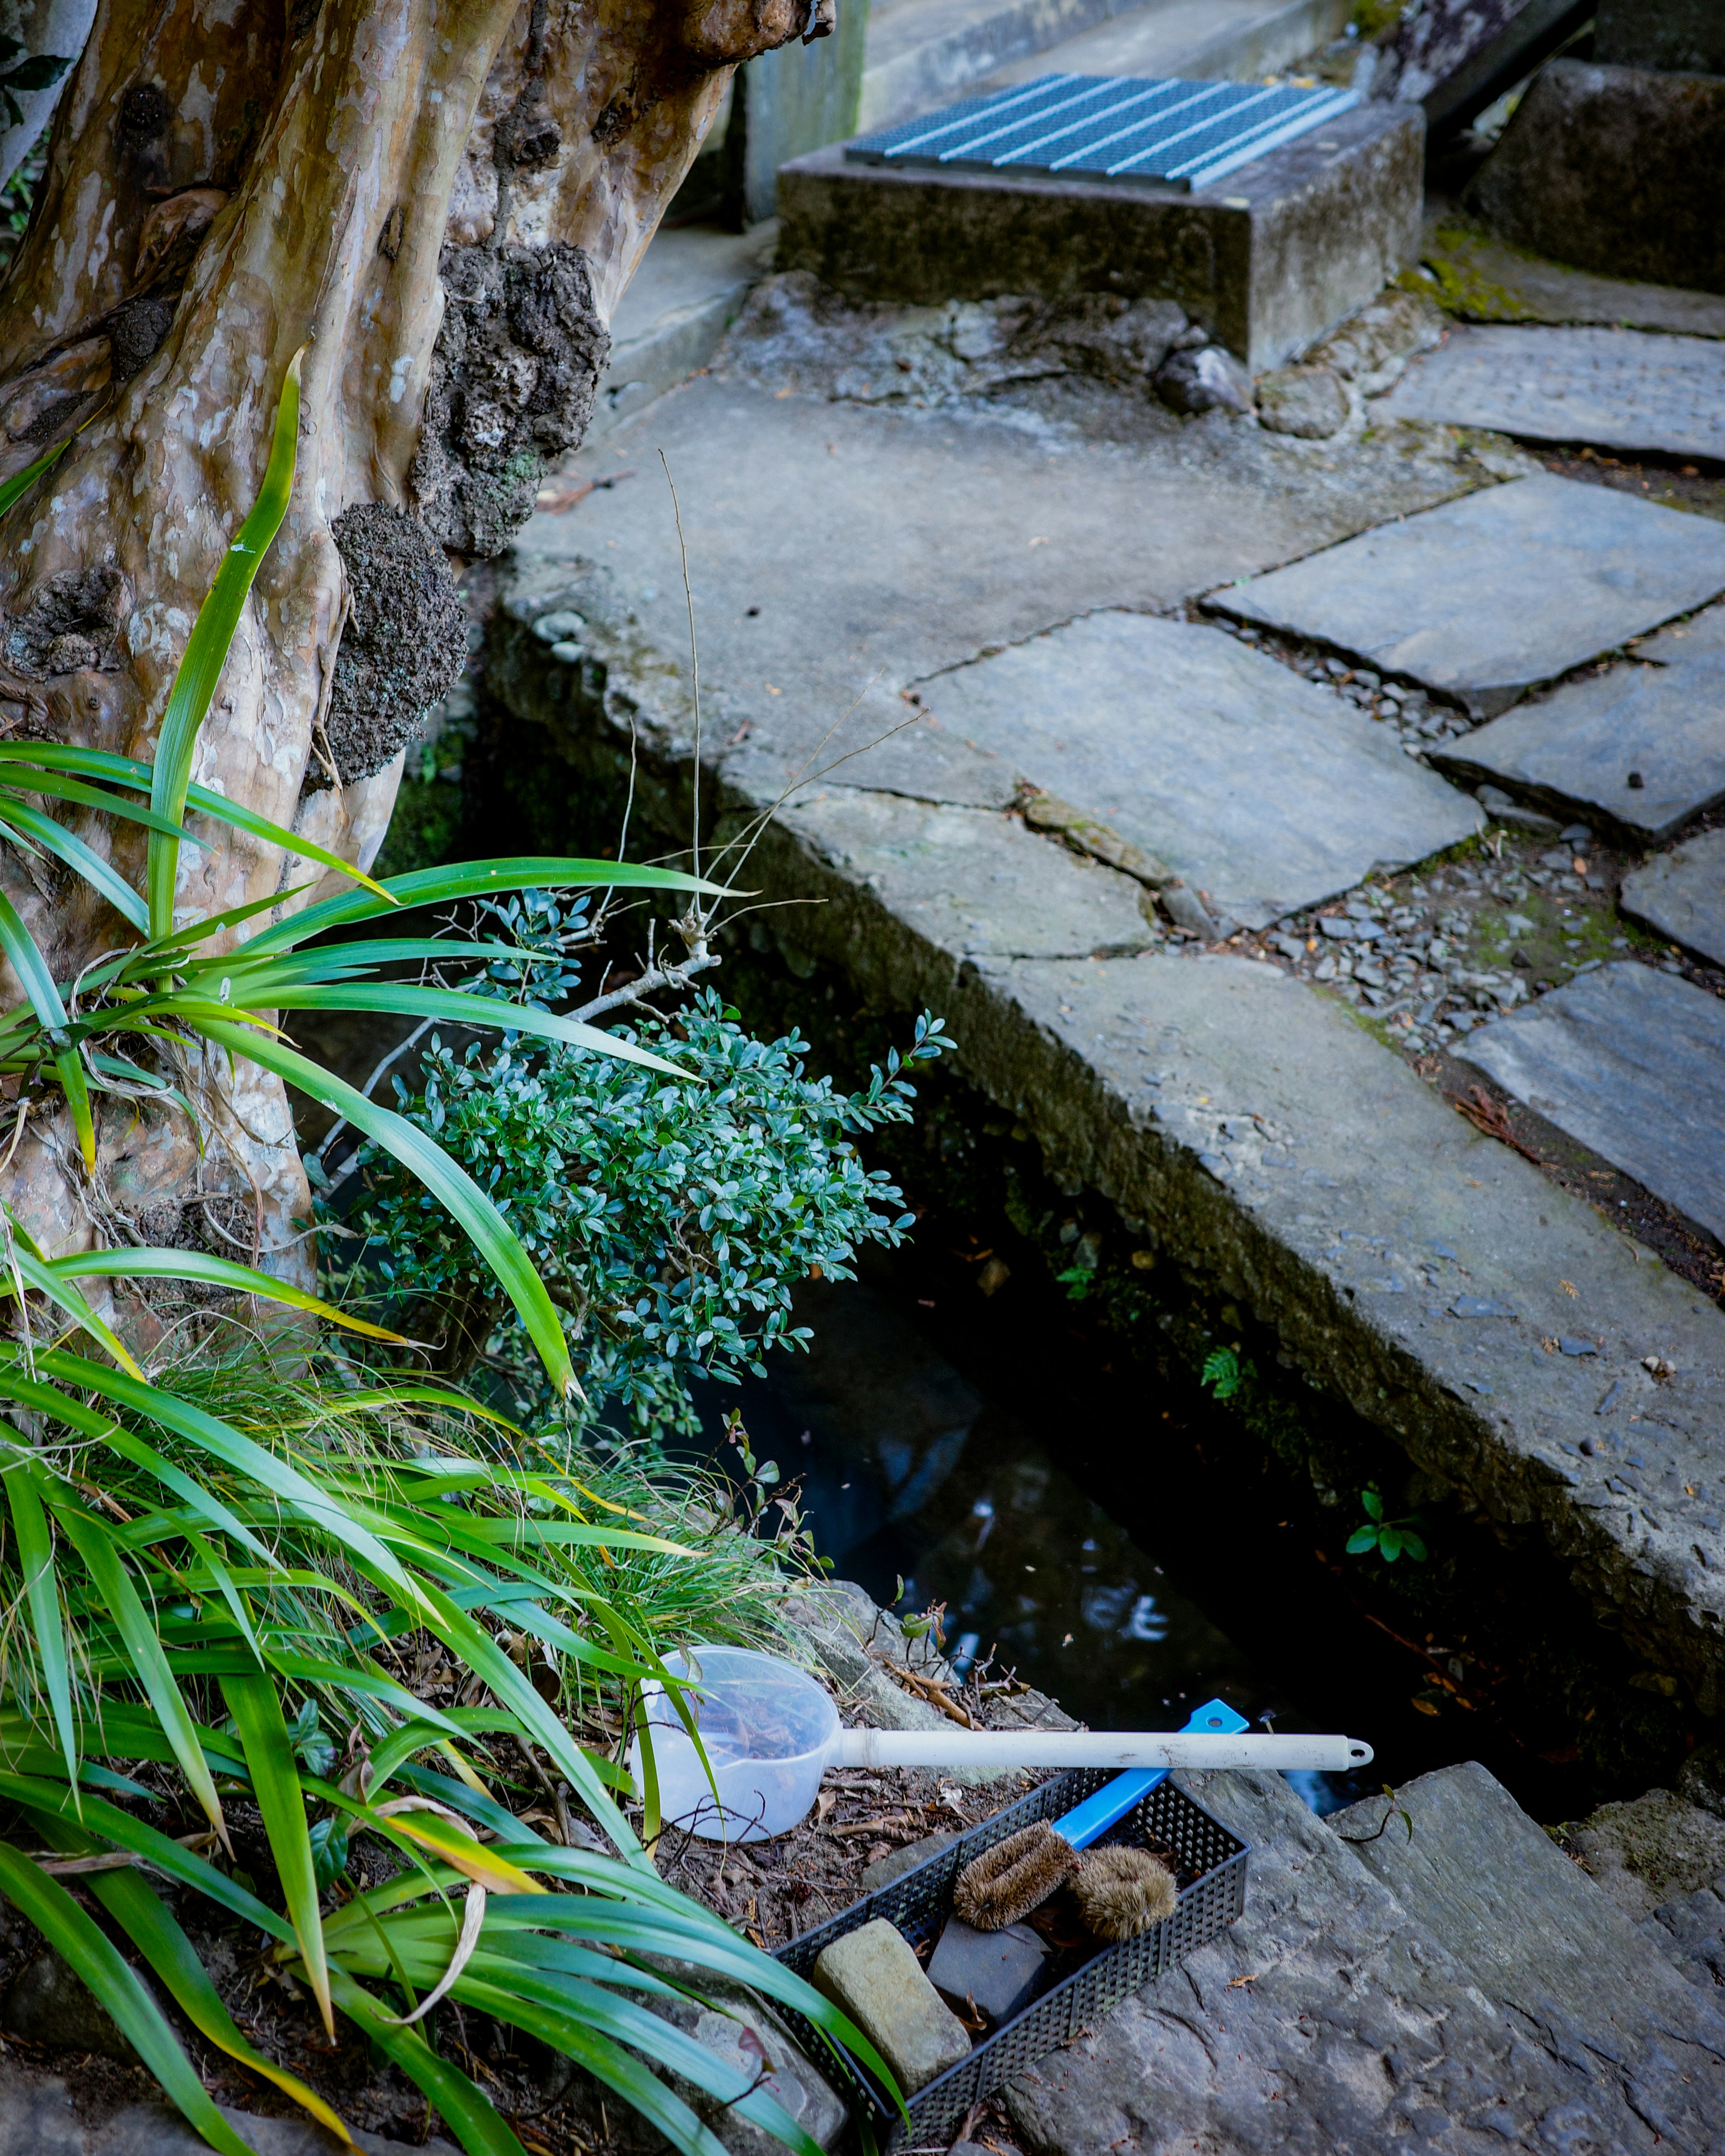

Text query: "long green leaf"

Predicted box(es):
[1, 770, 213, 842]
[0, 1463, 78, 1789]
[221, 1666, 332, 2037]
[180, 937, 524, 986]
[0, 798, 149, 932]
[450, 1975, 734, 2156]
[147, 349, 303, 938]
[3, 1775, 292, 1940]
[53, 1501, 227, 1839]
[0, 889, 95, 1165]
[0, 438, 71, 521]
[461, 1966, 825, 2156]
[235, 857, 730, 959]
[0, 744, 387, 907]
[224, 981, 691, 1080]
[183, 785, 395, 902]
[1, 1217, 145, 1377]
[44, 1247, 407, 1344]
[197, 1019, 577, 1397]
[80, 1853, 356, 2145]
[326, 1968, 527, 2156]
[0, 1843, 258, 2156]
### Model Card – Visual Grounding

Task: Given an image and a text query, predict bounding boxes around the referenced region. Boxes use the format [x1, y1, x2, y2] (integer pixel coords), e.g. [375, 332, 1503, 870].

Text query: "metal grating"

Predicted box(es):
[847, 73, 1358, 193]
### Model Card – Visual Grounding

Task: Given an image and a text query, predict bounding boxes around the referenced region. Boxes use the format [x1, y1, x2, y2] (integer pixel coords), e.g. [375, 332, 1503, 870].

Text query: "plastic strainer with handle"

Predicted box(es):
[631, 1647, 1372, 1842]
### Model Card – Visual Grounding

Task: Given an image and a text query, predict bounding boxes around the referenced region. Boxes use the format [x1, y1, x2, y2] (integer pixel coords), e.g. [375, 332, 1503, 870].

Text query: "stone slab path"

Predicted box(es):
[915, 612, 1482, 929]
[1004, 1762, 1725, 2154]
[1621, 829, 1725, 969]
[1638, 601, 1725, 665]
[1214, 473, 1725, 716]
[1462, 963, 1725, 1246]
[1433, 650, 1725, 841]
[531, 363, 1471, 813]
[1376, 322, 1725, 461]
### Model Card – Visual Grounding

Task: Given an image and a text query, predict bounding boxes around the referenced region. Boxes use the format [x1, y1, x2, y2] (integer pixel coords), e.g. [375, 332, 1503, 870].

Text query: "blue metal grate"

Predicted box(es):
[846, 73, 1359, 193]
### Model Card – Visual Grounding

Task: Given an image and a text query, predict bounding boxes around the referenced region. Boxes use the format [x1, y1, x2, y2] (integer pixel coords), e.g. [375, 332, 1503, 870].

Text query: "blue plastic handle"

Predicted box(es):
[1050, 1697, 1252, 1849]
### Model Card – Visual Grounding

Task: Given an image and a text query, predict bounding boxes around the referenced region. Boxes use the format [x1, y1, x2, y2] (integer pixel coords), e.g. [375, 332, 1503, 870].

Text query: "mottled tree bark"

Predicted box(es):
[0, 0, 815, 1286]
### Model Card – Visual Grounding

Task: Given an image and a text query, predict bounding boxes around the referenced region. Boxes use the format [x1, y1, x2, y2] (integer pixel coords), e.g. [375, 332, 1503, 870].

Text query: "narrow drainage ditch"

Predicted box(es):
[293, 656, 1707, 1834]
[693, 941, 1694, 1825]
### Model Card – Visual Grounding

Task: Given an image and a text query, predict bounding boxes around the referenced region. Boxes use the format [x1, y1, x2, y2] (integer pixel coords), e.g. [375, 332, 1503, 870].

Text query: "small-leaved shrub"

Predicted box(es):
[349, 892, 947, 1443]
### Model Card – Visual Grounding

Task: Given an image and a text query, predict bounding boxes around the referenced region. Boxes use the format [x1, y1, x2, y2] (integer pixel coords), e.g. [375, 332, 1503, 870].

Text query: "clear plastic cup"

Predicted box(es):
[632, 1645, 839, 1842]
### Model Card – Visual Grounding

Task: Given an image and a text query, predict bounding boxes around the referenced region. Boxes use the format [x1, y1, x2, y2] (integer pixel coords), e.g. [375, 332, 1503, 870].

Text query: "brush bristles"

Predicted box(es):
[1072, 1846, 1177, 1941]
[953, 1822, 1084, 1931]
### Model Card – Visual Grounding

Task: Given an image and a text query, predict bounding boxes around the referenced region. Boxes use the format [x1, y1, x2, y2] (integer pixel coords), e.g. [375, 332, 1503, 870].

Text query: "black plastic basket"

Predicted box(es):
[772, 1769, 1250, 2150]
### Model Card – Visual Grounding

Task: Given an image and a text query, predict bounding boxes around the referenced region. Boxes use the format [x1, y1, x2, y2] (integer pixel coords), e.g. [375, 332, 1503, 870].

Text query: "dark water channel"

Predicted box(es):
[686, 1272, 1372, 1816]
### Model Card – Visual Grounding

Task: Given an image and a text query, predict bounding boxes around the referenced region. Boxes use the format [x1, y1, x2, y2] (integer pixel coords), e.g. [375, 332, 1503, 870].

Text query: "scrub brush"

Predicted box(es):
[953, 1822, 1084, 1931]
[1072, 1845, 1177, 1941]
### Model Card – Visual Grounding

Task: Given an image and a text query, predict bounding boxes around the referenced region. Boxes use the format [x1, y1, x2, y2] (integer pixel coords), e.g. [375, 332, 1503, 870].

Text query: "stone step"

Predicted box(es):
[978, 0, 1351, 91]
[588, 223, 778, 443]
[1003, 1761, 1725, 2152]
[889, 609, 1481, 930]
[1415, 213, 1725, 340]
[1213, 472, 1725, 718]
[1375, 321, 1725, 463]
[778, 95, 1421, 371]
[859, 0, 1164, 133]
[507, 337, 1725, 1728]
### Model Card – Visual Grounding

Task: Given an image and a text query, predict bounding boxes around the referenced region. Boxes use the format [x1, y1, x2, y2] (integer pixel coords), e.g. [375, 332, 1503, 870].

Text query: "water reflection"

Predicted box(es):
[686, 1278, 1367, 1814]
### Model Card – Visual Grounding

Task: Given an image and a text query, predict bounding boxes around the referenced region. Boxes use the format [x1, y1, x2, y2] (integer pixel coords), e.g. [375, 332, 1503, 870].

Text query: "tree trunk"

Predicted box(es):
[0, 0, 818, 1289]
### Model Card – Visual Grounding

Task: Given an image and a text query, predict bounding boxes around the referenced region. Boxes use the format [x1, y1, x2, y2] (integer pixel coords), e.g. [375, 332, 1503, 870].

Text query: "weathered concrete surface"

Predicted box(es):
[1620, 829, 1725, 970]
[1461, 962, 1725, 1246]
[778, 787, 1163, 957]
[524, 363, 1473, 812]
[981, 0, 1353, 92]
[911, 612, 1482, 928]
[1416, 216, 1725, 340]
[777, 99, 1424, 368]
[1216, 474, 1725, 718]
[1376, 322, 1725, 462]
[859, 0, 1158, 132]
[1003, 1761, 1725, 2155]
[1433, 651, 1725, 841]
[729, 0, 868, 225]
[590, 224, 778, 442]
[1466, 60, 1725, 297]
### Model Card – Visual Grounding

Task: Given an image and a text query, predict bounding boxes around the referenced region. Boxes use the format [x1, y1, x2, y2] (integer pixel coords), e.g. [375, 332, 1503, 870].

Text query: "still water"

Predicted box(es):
[690, 1276, 1367, 1814]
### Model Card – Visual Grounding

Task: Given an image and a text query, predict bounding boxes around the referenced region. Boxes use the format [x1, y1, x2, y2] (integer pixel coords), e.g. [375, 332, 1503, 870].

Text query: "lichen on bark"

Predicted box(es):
[320, 503, 466, 787]
[409, 239, 610, 560]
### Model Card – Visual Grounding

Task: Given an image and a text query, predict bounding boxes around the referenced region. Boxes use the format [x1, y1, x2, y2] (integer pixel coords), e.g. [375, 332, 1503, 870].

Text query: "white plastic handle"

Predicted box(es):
[834, 1729, 1372, 1772]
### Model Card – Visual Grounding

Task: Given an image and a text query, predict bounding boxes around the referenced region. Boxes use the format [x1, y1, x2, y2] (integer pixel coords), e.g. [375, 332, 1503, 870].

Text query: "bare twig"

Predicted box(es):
[661, 451, 702, 889]
[566, 951, 721, 1026]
